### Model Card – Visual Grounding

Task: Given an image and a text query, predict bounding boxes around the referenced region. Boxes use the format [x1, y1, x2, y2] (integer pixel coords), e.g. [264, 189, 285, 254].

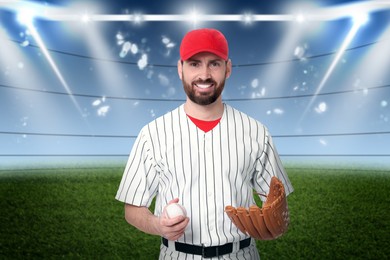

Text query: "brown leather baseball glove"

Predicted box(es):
[225, 176, 290, 240]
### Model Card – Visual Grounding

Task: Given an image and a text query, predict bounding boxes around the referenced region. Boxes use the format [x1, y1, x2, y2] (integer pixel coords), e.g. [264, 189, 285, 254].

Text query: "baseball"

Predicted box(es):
[164, 203, 187, 218]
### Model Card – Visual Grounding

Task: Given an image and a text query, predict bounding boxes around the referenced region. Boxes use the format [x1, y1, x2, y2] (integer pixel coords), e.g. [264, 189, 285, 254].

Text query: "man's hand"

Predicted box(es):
[158, 198, 190, 241]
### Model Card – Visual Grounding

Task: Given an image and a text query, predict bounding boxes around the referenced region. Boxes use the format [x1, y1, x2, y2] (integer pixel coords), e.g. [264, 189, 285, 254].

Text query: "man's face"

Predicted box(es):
[178, 52, 231, 106]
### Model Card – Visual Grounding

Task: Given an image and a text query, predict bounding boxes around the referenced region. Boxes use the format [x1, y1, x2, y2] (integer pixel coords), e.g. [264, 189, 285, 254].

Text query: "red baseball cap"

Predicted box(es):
[180, 28, 229, 61]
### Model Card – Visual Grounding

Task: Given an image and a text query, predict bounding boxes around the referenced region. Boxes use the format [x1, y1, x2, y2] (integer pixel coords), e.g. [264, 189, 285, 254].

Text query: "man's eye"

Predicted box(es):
[211, 62, 221, 67]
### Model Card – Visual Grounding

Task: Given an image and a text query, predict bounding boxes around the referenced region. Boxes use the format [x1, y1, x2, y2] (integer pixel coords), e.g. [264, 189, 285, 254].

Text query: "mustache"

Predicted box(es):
[193, 79, 216, 85]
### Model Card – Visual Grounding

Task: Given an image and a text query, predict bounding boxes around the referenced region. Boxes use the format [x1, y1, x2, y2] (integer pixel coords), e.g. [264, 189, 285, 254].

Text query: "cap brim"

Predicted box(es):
[182, 48, 228, 61]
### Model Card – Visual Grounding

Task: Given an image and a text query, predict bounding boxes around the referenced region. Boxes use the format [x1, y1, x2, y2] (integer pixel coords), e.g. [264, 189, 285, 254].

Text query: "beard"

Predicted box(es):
[182, 75, 226, 106]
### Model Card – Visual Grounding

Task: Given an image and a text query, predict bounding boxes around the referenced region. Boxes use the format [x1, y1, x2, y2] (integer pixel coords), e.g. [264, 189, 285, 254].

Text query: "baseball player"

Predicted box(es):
[116, 28, 294, 259]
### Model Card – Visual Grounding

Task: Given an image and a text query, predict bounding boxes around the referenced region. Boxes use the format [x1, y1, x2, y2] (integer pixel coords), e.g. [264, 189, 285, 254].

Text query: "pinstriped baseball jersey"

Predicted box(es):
[116, 103, 293, 251]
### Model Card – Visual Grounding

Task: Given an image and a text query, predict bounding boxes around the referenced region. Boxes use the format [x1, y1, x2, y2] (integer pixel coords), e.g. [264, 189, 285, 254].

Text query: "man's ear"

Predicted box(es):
[225, 59, 232, 79]
[177, 60, 183, 80]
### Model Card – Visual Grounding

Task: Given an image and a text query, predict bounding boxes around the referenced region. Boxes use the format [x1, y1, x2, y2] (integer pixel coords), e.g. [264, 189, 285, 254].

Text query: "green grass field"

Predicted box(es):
[0, 166, 389, 259]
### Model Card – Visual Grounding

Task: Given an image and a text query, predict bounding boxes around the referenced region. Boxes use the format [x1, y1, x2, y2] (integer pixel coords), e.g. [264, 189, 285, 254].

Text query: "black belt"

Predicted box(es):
[162, 237, 251, 258]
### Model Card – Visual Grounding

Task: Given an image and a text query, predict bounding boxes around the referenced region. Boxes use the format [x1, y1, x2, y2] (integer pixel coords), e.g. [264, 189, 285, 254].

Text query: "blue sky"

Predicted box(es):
[0, 0, 389, 168]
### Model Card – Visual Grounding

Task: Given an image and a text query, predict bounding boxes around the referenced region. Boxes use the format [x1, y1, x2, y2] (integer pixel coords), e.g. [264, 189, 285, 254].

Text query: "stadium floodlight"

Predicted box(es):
[17, 9, 35, 26]
[133, 13, 143, 24]
[20, 18, 83, 115]
[81, 13, 91, 23]
[242, 13, 254, 25]
[353, 12, 369, 27]
[299, 14, 368, 122]
[296, 14, 305, 23]
[188, 8, 201, 24]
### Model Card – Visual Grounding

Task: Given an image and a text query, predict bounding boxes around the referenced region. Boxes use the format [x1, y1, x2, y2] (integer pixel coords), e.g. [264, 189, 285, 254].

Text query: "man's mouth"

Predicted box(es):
[194, 83, 214, 89]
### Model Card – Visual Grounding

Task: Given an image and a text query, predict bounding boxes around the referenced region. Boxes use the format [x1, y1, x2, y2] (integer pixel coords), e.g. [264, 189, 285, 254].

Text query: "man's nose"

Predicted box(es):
[197, 65, 212, 80]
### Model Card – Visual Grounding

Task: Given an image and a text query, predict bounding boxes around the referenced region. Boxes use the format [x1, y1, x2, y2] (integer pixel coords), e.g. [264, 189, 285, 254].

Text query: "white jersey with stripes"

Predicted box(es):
[116, 103, 293, 249]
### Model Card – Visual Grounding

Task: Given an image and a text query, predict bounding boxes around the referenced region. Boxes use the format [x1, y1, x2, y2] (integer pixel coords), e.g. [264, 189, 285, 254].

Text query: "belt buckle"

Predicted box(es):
[202, 244, 219, 258]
